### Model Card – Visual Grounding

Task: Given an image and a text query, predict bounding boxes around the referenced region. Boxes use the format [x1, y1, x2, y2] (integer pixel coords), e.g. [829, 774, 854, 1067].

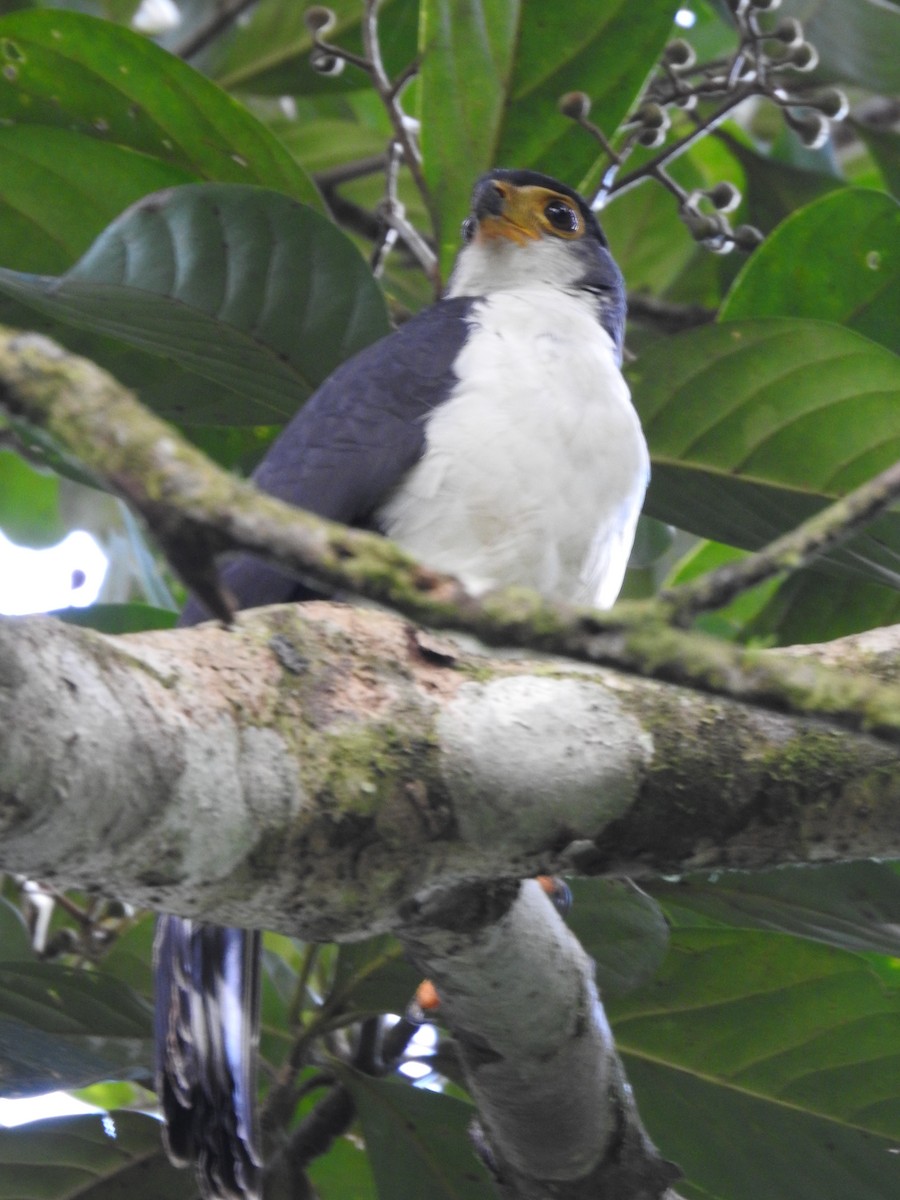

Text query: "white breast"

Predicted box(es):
[378, 288, 649, 608]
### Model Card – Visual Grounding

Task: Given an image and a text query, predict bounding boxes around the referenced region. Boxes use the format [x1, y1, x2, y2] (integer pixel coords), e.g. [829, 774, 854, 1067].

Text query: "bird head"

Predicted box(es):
[447, 168, 626, 357]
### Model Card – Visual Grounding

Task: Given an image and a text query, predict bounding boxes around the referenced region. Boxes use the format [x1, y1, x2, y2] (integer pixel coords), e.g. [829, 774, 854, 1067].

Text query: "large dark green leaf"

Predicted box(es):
[344, 1073, 498, 1199]
[0, 127, 197, 276]
[418, 0, 680, 265]
[0, 10, 321, 207]
[721, 190, 900, 353]
[625, 1057, 900, 1200]
[0, 963, 152, 1096]
[745, 568, 900, 646]
[610, 928, 900, 1198]
[629, 318, 900, 586]
[651, 863, 900, 958]
[0, 1111, 194, 1200]
[0, 183, 391, 425]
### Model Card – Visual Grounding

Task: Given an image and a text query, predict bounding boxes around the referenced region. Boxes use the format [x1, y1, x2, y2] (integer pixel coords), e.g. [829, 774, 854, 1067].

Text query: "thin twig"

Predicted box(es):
[661, 459, 900, 625]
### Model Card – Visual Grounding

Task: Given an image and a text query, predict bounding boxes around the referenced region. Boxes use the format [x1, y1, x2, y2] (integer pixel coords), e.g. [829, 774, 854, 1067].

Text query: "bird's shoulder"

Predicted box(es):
[252, 295, 477, 522]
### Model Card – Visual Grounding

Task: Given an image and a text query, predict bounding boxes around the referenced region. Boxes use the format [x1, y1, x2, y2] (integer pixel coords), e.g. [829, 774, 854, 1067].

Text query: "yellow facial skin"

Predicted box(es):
[475, 183, 587, 245]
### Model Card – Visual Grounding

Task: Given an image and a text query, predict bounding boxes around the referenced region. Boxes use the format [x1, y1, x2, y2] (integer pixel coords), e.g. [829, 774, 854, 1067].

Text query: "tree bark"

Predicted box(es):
[2, 604, 899, 936]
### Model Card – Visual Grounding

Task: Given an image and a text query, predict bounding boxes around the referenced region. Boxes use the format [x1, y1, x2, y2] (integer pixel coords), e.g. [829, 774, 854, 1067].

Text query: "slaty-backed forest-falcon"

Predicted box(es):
[154, 167, 650, 1200]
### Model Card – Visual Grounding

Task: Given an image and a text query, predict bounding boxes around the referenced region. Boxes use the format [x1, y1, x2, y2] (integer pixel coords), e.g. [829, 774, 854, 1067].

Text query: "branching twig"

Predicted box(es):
[564, 1, 843, 255]
[305, 2, 439, 286]
[661, 460, 900, 626]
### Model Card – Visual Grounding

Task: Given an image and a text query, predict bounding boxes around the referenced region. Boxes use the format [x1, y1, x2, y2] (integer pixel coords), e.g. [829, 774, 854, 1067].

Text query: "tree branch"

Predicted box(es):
[3, 326, 900, 749]
[403, 880, 681, 1200]
[2, 605, 899, 933]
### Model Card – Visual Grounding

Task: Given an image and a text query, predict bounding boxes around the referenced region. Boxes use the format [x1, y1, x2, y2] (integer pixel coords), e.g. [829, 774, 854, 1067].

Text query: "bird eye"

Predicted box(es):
[461, 217, 476, 243]
[544, 200, 579, 234]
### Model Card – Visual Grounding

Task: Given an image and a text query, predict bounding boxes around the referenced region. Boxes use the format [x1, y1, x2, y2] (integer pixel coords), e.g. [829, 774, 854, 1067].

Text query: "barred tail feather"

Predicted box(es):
[154, 916, 262, 1200]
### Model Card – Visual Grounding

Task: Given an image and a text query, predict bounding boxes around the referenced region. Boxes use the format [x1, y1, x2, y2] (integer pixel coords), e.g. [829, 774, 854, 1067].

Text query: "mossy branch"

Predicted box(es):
[3, 325, 900, 746]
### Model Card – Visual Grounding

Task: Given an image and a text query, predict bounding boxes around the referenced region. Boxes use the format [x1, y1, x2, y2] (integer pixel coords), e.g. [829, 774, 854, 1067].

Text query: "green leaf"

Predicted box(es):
[333, 935, 422, 1017]
[630, 318, 900, 586]
[779, 0, 900, 94]
[603, 180, 698, 297]
[744, 569, 900, 646]
[0, 899, 30, 961]
[624, 1057, 900, 1200]
[99, 913, 155, 999]
[0, 1110, 195, 1200]
[0, 183, 391, 425]
[343, 1073, 498, 1200]
[610, 928, 900, 1198]
[0, 963, 152, 1096]
[0, 447, 63, 546]
[853, 122, 900, 199]
[567, 880, 670, 997]
[721, 190, 900, 353]
[727, 137, 843, 235]
[651, 863, 900, 958]
[418, 0, 680, 266]
[307, 1133, 378, 1200]
[0, 9, 321, 207]
[0, 126, 197, 275]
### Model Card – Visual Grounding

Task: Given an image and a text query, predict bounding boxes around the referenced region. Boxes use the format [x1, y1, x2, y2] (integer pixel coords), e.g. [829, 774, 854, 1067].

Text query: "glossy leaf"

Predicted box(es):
[721, 190, 900, 353]
[344, 1073, 498, 1199]
[0, 183, 391, 425]
[0, 1111, 194, 1200]
[651, 863, 900, 958]
[610, 929, 900, 1186]
[624, 1057, 900, 1200]
[0, 10, 321, 207]
[0, 963, 152, 1096]
[0, 126, 196, 276]
[418, 0, 680, 265]
[630, 318, 900, 585]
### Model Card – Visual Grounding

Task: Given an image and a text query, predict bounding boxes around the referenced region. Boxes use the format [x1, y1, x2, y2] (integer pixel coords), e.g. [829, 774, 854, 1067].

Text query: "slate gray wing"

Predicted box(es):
[182, 295, 474, 621]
